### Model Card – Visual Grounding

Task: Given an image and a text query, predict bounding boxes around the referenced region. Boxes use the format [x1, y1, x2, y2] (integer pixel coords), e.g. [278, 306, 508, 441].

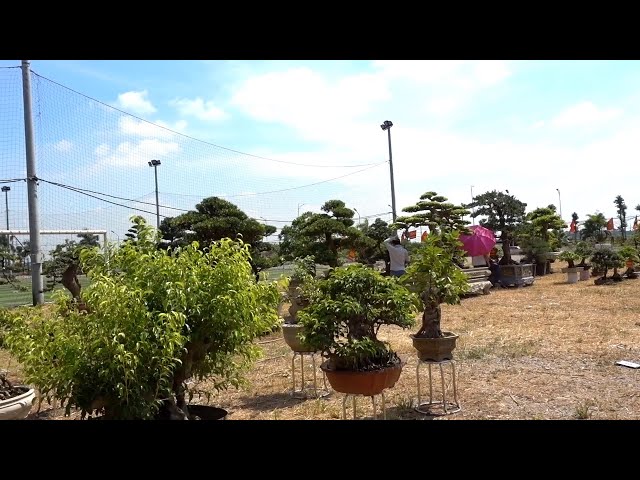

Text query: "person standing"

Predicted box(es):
[384, 235, 410, 277]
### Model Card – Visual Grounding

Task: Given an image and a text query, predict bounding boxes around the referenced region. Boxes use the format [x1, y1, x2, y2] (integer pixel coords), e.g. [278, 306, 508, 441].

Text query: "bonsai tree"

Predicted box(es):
[283, 255, 317, 325]
[4, 216, 281, 420]
[574, 241, 594, 269]
[591, 249, 624, 284]
[558, 250, 580, 269]
[401, 230, 470, 338]
[617, 245, 639, 278]
[298, 263, 418, 371]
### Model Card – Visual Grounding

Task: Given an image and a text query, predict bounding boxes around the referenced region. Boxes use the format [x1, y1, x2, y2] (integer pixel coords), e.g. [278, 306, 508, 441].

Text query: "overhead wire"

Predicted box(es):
[31, 70, 381, 169]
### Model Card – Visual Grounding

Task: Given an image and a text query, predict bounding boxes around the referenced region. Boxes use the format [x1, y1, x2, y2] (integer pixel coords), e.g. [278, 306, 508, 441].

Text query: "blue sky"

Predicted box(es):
[1, 59, 639, 248]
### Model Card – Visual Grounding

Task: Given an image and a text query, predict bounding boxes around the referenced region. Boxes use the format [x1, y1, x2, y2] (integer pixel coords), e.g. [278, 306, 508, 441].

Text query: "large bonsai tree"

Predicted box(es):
[298, 263, 417, 371]
[159, 196, 279, 280]
[591, 249, 623, 284]
[5, 216, 281, 420]
[391, 191, 470, 339]
[469, 190, 527, 265]
[278, 199, 361, 267]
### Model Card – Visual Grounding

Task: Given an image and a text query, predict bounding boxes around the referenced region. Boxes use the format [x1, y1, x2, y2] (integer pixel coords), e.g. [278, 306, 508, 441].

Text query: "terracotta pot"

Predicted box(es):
[411, 331, 459, 362]
[320, 361, 404, 396]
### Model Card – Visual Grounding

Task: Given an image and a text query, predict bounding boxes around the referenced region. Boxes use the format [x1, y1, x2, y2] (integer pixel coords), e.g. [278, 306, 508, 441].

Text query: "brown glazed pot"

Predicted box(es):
[320, 361, 404, 396]
[410, 331, 459, 362]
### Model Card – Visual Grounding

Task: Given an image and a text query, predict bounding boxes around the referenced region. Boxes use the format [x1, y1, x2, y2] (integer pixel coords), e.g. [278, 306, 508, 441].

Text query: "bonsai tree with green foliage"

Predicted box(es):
[574, 241, 594, 269]
[558, 250, 580, 269]
[298, 263, 418, 371]
[279, 199, 361, 267]
[283, 255, 318, 325]
[402, 231, 470, 338]
[391, 191, 470, 339]
[617, 245, 639, 278]
[159, 196, 280, 281]
[468, 190, 527, 265]
[591, 249, 624, 284]
[5, 216, 281, 420]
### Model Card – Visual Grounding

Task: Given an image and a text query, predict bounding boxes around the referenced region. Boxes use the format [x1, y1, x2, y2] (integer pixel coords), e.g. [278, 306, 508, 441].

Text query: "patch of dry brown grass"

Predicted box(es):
[4, 262, 640, 420]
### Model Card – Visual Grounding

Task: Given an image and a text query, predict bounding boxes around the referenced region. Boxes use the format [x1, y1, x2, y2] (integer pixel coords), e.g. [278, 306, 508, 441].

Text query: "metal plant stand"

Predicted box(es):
[341, 392, 386, 420]
[290, 351, 330, 399]
[415, 359, 461, 415]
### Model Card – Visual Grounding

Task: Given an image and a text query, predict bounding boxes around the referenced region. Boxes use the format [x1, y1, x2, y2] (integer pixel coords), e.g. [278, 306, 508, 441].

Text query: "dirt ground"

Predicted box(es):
[4, 262, 640, 420]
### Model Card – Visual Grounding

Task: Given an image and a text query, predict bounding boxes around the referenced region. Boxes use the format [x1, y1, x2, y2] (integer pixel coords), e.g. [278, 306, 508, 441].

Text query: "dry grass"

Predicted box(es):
[4, 262, 640, 420]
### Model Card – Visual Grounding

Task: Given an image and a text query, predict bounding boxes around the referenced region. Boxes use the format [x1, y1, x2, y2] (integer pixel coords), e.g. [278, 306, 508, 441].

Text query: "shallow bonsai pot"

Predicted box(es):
[186, 405, 228, 420]
[282, 323, 316, 353]
[0, 387, 35, 420]
[410, 331, 459, 362]
[320, 360, 403, 396]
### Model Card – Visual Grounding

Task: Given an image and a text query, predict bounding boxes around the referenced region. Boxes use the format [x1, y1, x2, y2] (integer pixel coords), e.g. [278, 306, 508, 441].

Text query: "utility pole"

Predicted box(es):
[380, 120, 396, 222]
[22, 60, 44, 305]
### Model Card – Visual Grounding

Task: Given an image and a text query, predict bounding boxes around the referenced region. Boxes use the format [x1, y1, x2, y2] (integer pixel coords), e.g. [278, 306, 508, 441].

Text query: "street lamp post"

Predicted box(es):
[380, 120, 397, 222]
[148, 159, 161, 229]
[297, 203, 307, 217]
[556, 188, 562, 219]
[353, 207, 361, 226]
[110, 230, 120, 245]
[1, 186, 9, 232]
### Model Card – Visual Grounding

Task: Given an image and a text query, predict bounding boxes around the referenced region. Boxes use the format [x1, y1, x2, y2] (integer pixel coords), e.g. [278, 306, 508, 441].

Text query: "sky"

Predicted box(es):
[1, 59, 640, 248]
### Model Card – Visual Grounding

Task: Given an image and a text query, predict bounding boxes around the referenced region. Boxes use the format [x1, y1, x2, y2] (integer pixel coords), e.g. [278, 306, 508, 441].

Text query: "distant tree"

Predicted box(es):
[352, 218, 395, 271]
[571, 212, 579, 242]
[525, 205, 566, 247]
[394, 191, 470, 235]
[614, 195, 627, 241]
[469, 190, 527, 265]
[581, 213, 609, 243]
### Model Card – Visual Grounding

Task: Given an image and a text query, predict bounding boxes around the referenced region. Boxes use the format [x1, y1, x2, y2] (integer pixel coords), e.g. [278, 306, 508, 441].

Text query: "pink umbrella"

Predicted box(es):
[458, 225, 496, 257]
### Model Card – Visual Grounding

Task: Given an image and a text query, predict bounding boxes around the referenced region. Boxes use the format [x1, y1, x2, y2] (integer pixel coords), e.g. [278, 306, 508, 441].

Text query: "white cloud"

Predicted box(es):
[95, 139, 181, 168]
[54, 139, 73, 152]
[94, 143, 110, 156]
[115, 90, 157, 115]
[230, 67, 391, 145]
[118, 117, 187, 138]
[169, 97, 227, 121]
[551, 101, 622, 128]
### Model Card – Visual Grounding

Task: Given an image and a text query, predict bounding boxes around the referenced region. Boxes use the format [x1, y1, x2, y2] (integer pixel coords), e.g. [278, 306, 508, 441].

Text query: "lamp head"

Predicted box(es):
[1, 186, 10, 192]
[380, 120, 393, 131]
[148, 159, 161, 167]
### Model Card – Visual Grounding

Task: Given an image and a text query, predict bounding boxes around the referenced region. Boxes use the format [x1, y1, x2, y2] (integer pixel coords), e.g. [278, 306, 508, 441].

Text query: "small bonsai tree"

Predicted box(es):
[401, 230, 470, 338]
[574, 241, 594, 268]
[617, 245, 639, 279]
[283, 255, 317, 325]
[298, 263, 418, 371]
[591, 249, 624, 284]
[558, 250, 580, 269]
[5, 216, 281, 420]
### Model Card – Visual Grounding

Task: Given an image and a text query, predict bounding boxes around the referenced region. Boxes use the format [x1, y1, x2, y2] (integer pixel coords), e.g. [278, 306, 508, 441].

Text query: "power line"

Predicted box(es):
[219, 162, 387, 198]
[31, 70, 381, 169]
[39, 179, 192, 213]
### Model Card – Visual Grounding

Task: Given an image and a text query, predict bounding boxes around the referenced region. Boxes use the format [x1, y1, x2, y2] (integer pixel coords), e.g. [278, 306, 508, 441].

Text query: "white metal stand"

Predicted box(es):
[341, 392, 386, 420]
[415, 359, 461, 415]
[290, 351, 330, 399]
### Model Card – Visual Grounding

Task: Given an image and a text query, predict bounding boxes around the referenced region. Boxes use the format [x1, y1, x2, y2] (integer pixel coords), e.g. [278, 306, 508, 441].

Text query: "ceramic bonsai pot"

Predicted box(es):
[411, 331, 459, 362]
[282, 323, 315, 353]
[0, 387, 35, 420]
[320, 361, 403, 396]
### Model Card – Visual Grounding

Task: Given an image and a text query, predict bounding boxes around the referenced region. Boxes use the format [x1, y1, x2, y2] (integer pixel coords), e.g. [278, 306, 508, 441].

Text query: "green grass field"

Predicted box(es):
[0, 275, 91, 308]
